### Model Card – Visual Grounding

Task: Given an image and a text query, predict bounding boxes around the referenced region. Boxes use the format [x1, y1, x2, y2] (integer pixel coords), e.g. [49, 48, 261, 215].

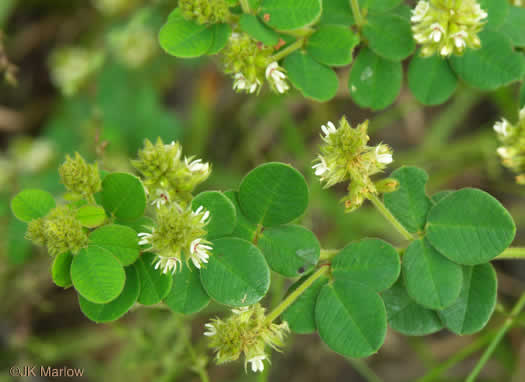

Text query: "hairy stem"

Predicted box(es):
[239, 0, 251, 13]
[465, 292, 525, 382]
[350, 0, 365, 26]
[368, 193, 414, 241]
[271, 38, 304, 61]
[266, 266, 329, 323]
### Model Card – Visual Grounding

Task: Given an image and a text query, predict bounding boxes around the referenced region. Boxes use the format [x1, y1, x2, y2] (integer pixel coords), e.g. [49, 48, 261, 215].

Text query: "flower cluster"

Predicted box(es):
[179, 0, 232, 24]
[494, 108, 525, 184]
[411, 0, 487, 57]
[131, 138, 211, 206]
[137, 203, 212, 273]
[312, 118, 394, 212]
[59, 152, 102, 202]
[49, 46, 104, 96]
[108, 10, 157, 69]
[204, 304, 289, 373]
[26, 206, 88, 256]
[223, 33, 289, 94]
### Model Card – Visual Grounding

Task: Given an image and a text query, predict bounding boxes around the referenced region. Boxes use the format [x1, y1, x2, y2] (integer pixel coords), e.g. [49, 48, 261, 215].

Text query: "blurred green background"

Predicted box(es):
[1, 1, 525, 381]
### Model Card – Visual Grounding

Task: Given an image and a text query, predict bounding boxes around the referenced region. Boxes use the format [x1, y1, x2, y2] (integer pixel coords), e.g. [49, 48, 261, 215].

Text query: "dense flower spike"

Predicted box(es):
[26, 206, 88, 256]
[204, 304, 289, 373]
[312, 117, 394, 212]
[411, 0, 487, 57]
[222, 33, 273, 95]
[179, 0, 232, 24]
[132, 138, 211, 205]
[49, 47, 104, 96]
[494, 108, 525, 184]
[137, 203, 212, 273]
[59, 152, 102, 202]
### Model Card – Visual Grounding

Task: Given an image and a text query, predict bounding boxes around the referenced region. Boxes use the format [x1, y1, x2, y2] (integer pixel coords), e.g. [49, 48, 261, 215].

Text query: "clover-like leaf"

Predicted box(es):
[159, 8, 214, 58]
[259, 0, 322, 31]
[426, 188, 516, 265]
[257, 224, 320, 277]
[52, 252, 73, 288]
[11, 189, 55, 222]
[239, 14, 280, 46]
[306, 25, 359, 67]
[164, 263, 210, 314]
[331, 238, 400, 292]
[500, 6, 525, 48]
[316, 280, 387, 358]
[408, 53, 458, 106]
[207, 23, 232, 55]
[478, 0, 509, 28]
[89, 224, 141, 266]
[135, 253, 173, 305]
[71, 246, 126, 304]
[438, 263, 497, 335]
[192, 191, 237, 239]
[75, 205, 106, 228]
[348, 48, 402, 110]
[78, 265, 140, 323]
[200, 238, 270, 307]
[382, 278, 443, 336]
[402, 239, 463, 310]
[320, 0, 354, 26]
[282, 273, 329, 334]
[384, 166, 432, 233]
[239, 162, 309, 227]
[101, 173, 146, 221]
[283, 51, 339, 102]
[224, 191, 258, 241]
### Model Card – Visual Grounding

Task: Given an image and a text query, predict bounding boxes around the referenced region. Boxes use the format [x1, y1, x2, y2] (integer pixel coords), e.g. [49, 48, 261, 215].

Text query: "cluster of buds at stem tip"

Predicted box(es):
[59, 152, 102, 202]
[131, 138, 211, 206]
[179, 0, 232, 24]
[204, 304, 289, 373]
[312, 117, 395, 212]
[137, 202, 213, 273]
[26, 206, 88, 257]
[494, 107, 525, 185]
[223, 33, 289, 95]
[411, 0, 487, 57]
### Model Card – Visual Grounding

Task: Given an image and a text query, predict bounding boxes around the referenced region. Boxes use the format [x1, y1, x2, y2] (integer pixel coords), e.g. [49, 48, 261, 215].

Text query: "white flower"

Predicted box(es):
[321, 121, 337, 138]
[497, 147, 513, 159]
[494, 119, 510, 137]
[376, 145, 393, 164]
[233, 73, 261, 94]
[411, 1, 429, 22]
[154, 256, 182, 275]
[138, 231, 153, 246]
[265, 62, 289, 94]
[440, 44, 451, 56]
[190, 238, 212, 269]
[429, 23, 445, 42]
[151, 189, 170, 208]
[204, 323, 217, 337]
[193, 205, 211, 224]
[452, 31, 468, 49]
[232, 306, 249, 314]
[312, 156, 329, 176]
[474, 4, 488, 21]
[248, 355, 266, 373]
[185, 157, 209, 173]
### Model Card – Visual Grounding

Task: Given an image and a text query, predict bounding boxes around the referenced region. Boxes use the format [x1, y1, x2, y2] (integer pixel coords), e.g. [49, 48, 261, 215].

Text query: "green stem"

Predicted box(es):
[465, 292, 525, 382]
[320, 248, 339, 261]
[266, 266, 329, 323]
[368, 193, 414, 241]
[495, 247, 525, 260]
[347, 358, 384, 382]
[271, 38, 304, 61]
[239, 0, 251, 13]
[349, 0, 365, 26]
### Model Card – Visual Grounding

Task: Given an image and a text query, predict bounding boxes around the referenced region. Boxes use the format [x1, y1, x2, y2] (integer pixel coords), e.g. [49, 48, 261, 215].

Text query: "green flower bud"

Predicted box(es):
[49, 47, 104, 96]
[375, 178, 400, 194]
[108, 10, 157, 69]
[59, 152, 102, 201]
[26, 206, 88, 256]
[223, 33, 273, 94]
[411, 0, 487, 57]
[137, 203, 212, 273]
[494, 107, 525, 184]
[179, 0, 232, 24]
[204, 304, 289, 373]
